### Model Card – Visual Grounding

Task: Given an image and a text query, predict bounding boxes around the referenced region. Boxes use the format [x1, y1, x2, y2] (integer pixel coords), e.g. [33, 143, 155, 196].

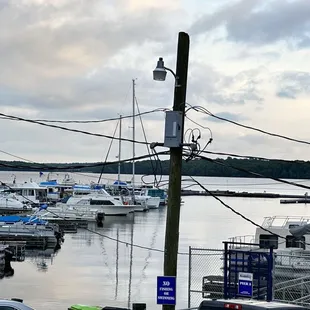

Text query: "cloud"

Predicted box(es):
[1, 0, 310, 164]
[190, 0, 310, 47]
[276, 90, 297, 100]
[188, 63, 264, 105]
[0, 0, 181, 118]
[276, 71, 310, 99]
[0, 0, 183, 162]
[0, 1, 178, 83]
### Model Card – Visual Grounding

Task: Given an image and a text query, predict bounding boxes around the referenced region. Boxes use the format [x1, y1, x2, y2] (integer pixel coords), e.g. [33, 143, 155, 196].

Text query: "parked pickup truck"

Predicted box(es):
[198, 299, 308, 310]
[0, 298, 35, 310]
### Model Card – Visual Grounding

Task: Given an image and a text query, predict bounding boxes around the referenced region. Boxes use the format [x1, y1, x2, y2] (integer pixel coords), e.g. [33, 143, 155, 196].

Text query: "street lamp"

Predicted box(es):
[152, 32, 190, 310]
[153, 57, 177, 82]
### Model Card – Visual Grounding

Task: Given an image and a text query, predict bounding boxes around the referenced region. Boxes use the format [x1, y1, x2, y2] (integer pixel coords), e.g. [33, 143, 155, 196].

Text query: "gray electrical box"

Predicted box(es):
[164, 111, 183, 148]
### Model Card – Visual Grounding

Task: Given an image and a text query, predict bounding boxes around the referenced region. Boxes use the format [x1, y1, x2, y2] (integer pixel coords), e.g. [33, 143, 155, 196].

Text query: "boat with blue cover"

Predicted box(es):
[0, 215, 63, 248]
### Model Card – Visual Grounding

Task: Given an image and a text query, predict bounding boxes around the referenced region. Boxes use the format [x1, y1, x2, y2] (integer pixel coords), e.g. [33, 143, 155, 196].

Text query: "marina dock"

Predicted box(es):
[280, 198, 310, 204]
[181, 189, 308, 199]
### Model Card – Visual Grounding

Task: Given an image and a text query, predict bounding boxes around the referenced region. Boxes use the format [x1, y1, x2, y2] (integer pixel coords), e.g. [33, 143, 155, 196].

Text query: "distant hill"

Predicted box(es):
[1, 156, 310, 179]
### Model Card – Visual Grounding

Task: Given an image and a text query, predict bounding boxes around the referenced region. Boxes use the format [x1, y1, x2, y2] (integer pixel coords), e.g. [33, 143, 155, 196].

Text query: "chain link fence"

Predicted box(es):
[188, 247, 224, 308]
[273, 251, 310, 308]
[188, 247, 310, 309]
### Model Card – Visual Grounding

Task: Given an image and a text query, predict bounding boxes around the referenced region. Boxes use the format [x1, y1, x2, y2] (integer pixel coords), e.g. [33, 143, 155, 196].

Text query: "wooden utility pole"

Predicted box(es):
[163, 31, 190, 310]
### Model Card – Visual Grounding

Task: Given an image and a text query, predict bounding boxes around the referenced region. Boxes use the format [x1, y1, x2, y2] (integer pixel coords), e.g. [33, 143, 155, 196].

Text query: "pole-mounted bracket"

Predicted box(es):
[150, 142, 197, 150]
[150, 142, 164, 149]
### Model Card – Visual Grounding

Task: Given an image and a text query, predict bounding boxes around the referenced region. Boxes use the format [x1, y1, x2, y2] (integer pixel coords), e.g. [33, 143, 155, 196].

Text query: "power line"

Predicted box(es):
[0, 151, 170, 171]
[0, 149, 37, 163]
[189, 176, 288, 241]
[2, 145, 308, 177]
[190, 175, 310, 248]
[185, 115, 213, 138]
[0, 108, 167, 124]
[187, 104, 310, 147]
[97, 119, 120, 184]
[196, 153, 310, 191]
[1, 181, 190, 255]
[2, 181, 166, 253]
[135, 97, 162, 188]
[0, 112, 149, 145]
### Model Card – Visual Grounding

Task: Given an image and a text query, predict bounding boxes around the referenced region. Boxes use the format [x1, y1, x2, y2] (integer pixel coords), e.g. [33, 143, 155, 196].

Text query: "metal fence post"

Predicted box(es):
[188, 246, 192, 308]
[267, 247, 274, 302]
[223, 242, 228, 299]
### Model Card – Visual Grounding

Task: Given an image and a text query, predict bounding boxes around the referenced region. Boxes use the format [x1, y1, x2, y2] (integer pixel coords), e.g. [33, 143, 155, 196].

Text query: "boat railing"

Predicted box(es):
[262, 215, 310, 228]
[227, 235, 255, 248]
[275, 249, 310, 265]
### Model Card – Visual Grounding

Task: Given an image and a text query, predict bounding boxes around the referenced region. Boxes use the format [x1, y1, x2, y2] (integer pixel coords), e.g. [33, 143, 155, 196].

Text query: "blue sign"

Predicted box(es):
[238, 272, 253, 297]
[157, 276, 176, 305]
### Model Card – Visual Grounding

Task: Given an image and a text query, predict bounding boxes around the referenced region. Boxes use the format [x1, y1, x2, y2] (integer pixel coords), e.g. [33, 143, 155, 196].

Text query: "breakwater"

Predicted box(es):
[181, 189, 307, 199]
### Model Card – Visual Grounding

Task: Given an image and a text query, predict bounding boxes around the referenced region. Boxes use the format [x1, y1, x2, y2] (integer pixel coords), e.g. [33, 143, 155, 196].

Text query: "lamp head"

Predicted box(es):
[153, 57, 167, 81]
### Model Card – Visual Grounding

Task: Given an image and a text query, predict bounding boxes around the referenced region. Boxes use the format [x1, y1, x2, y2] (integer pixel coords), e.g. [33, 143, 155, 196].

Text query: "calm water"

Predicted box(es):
[1, 172, 310, 309]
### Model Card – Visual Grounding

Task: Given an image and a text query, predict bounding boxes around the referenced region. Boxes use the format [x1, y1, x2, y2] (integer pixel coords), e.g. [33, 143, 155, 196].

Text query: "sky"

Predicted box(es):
[1, 0, 310, 164]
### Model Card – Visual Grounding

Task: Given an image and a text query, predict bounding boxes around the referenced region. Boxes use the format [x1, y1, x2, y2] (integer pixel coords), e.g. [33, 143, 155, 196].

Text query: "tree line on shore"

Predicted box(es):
[1, 157, 310, 179]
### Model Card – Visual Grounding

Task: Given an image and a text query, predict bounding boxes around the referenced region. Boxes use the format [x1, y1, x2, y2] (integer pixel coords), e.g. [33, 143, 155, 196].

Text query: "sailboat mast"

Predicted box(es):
[117, 114, 122, 182]
[132, 79, 136, 190]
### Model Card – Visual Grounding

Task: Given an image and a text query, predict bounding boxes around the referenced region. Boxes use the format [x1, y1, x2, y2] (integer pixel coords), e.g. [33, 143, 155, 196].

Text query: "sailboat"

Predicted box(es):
[130, 79, 160, 209]
[105, 80, 160, 209]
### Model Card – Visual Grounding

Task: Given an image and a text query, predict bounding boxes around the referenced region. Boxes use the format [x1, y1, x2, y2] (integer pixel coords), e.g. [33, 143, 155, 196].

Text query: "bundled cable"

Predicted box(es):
[186, 103, 310, 146]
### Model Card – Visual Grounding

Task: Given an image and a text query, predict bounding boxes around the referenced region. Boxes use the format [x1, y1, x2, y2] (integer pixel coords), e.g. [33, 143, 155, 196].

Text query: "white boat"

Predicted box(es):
[106, 183, 158, 209]
[39, 180, 73, 202]
[9, 181, 47, 206]
[0, 193, 32, 213]
[36, 204, 99, 222]
[229, 216, 310, 279]
[59, 173, 76, 186]
[0, 216, 62, 247]
[139, 186, 167, 206]
[134, 189, 160, 209]
[58, 186, 146, 216]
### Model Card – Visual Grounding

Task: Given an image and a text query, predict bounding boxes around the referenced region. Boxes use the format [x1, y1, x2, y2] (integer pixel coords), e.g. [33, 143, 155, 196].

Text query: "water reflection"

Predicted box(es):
[0, 250, 14, 279]
[115, 228, 119, 300]
[0, 207, 188, 308]
[132, 208, 165, 300]
[25, 245, 61, 272]
[127, 219, 134, 309]
[2, 172, 310, 309]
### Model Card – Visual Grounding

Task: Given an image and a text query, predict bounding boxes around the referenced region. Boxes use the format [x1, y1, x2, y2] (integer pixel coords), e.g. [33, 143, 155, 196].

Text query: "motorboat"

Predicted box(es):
[201, 216, 310, 307]
[58, 186, 146, 216]
[0, 216, 63, 248]
[59, 173, 76, 186]
[139, 186, 167, 206]
[106, 183, 160, 209]
[0, 193, 32, 213]
[134, 189, 160, 209]
[35, 204, 99, 222]
[229, 216, 310, 279]
[8, 181, 47, 206]
[39, 180, 73, 202]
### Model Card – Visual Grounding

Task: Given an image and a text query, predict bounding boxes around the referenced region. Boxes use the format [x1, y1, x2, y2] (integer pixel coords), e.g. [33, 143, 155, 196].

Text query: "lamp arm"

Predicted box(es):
[164, 66, 177, 80]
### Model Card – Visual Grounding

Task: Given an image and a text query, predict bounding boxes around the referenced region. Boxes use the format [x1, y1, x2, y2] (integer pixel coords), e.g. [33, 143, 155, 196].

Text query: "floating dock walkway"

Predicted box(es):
[280, 198, 310, 204]
[181, 189, 308, 199]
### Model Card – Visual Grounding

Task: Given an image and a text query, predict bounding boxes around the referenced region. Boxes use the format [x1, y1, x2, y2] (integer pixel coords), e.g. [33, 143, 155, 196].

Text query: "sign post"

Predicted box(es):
[238, 272, 253, 297]
[157, 276, 176, 305]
